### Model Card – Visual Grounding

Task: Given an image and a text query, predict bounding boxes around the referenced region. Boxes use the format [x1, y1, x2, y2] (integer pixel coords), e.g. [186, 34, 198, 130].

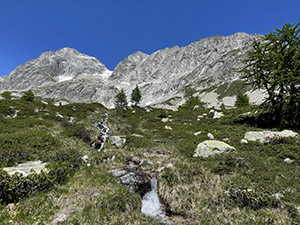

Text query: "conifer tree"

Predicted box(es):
[115, 89, 128, 108]
[130, 85, 142, 106]
[21, 90, 35, 102]
[235, 93, 249, 107]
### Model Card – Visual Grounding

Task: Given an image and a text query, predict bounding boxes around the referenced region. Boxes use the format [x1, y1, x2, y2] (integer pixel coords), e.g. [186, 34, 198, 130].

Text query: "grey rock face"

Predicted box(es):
[109, 32, 261, 106]
[0, 33, 261, 107]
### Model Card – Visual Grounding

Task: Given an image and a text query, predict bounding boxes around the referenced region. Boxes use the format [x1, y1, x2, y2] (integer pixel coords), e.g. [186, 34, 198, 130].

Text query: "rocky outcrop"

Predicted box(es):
[243, 130, 298, 143]
[3, 160, 48, 177]
[109, 136, 126, 147]
[109, 32, 261, 106]
[110, 168, 151, 196]
[193, 140, 236, 158]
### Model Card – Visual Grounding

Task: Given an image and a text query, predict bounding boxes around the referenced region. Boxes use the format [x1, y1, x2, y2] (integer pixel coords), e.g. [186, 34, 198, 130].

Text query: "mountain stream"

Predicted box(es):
[141, 176, 173, 224]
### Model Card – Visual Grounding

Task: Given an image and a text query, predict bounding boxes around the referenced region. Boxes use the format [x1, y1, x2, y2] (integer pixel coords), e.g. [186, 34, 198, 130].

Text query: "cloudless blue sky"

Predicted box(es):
[0, 0, 299, 76]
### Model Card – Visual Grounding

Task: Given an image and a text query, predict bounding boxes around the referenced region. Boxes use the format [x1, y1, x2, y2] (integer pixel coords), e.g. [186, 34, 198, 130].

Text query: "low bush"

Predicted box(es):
[227, 186, 280, 210]
[0, 131, 60, 167]
[0, 160, 80, 205]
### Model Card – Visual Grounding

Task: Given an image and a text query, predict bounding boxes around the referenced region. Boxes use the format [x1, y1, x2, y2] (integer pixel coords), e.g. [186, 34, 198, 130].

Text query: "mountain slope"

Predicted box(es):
[0, 33, 262, 108]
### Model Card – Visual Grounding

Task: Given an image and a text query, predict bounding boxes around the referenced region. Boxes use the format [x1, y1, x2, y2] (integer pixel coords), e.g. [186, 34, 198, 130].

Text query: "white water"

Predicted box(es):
[91, 111, 110, 152]
[142, 177, 173, 224]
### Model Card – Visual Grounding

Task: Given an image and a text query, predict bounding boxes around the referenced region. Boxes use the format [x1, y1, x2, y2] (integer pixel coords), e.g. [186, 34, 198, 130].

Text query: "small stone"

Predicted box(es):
[82, 155, 89, 163]
[166, 163, 174, 168]
[56, 112, 64, 118]
[207, 133, 214, 139]
[223, 138, 230, 142]
[272, 193, 283, 200]
[161, 118, 169, 123]
[241, 139, 248, 144]
[213, 111, 224, 119]
[284, 158, 294, 164]
[131, 134, 144, 138]
[194, 131, 202, 136]
[193, 105, 199, 110]
[164, 125, 173, 130]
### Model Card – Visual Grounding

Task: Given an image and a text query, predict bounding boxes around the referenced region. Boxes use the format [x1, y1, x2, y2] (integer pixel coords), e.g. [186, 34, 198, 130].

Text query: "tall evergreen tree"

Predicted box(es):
[241, 23, 300, 128]
[130, 85, 142, 106]
[115, 89, 128, 108]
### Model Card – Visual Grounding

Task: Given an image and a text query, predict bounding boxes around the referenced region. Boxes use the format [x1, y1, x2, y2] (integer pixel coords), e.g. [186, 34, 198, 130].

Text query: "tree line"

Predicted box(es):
[115, 85, 142, 108]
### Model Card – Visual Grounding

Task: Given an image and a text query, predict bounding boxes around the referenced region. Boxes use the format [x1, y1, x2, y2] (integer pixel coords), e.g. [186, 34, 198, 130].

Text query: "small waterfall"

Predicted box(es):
[91, 111, 110, 152]
[141, 177, 173, 224]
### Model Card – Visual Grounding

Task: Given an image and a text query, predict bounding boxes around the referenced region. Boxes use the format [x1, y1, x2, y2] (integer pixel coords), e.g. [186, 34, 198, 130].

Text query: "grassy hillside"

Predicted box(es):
[0, 98, 299, 224]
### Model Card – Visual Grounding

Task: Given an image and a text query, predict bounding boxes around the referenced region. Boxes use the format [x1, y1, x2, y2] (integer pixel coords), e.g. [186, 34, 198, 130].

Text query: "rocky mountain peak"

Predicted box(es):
[0, 32, 263, 108]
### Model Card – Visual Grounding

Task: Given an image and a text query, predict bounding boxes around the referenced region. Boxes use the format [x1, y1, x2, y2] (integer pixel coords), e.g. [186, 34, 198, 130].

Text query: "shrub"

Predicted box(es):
[63, 124, 92, 143]
[227, 186, 280, 210]
[21, 90, 35, 102]
[0, 160, 79, 204]
[1, 91, 12, 100]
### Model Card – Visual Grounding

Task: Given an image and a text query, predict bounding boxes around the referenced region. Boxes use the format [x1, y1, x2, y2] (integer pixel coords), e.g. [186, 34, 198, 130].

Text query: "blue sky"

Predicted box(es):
[0, 0, 299, 76]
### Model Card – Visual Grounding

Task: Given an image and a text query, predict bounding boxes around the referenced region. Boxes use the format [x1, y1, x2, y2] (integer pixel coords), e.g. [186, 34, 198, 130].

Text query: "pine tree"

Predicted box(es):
[241, 23, 300, 128]
[235, 93, 249, 107]
[115, 89, 128, 108]
[130, 85, 142, 106]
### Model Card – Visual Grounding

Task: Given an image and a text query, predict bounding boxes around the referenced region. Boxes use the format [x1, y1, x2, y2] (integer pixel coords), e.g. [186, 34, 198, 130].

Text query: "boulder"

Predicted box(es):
[193, 140, 236, 158]
[244, 130, 298, 143]
[109, 136, 126, 147]
[3, 160, 48, 177]
[110, 169, 151, 196]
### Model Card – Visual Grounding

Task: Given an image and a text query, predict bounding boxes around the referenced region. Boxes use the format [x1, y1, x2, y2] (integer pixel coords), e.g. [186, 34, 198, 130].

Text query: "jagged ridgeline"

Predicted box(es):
[0, 33, 263, 108]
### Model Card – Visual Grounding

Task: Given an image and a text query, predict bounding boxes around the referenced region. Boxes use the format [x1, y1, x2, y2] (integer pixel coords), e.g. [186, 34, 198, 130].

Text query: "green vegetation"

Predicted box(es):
[235, 92, 250, 107]
[0, 93, 299, 224]
[1, 91, 12, 99]
[131, 85, 142, 106]
[115, 89, 128, 108]
[241, 23, 300, 129]
[21, 90, 35, 102]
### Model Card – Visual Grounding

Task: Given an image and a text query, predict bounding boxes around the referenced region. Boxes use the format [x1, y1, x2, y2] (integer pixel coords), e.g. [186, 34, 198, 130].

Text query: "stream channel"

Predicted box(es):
[141, 176, 173, 224]
[93, 112, 172, 224]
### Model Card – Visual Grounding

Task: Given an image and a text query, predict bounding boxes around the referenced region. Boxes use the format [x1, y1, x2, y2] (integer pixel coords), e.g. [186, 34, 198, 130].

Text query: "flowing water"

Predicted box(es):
[91, 111, 110, 152]
[141, 177, 173, 224]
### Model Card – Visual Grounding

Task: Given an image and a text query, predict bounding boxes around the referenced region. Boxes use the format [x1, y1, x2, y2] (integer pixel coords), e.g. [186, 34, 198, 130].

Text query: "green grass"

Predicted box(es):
[0, 98, 299, 224]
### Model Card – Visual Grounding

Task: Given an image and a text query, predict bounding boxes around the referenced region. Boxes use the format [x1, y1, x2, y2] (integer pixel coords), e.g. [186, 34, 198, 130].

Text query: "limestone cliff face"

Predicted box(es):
[109, 32, 261, 106]
[0, 33, 262, 108]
